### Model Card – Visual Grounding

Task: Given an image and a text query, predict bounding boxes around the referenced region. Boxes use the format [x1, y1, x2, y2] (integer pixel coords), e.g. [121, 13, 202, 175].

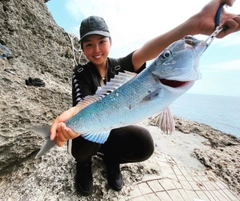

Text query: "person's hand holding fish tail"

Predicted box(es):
[50, 107, 80, 147]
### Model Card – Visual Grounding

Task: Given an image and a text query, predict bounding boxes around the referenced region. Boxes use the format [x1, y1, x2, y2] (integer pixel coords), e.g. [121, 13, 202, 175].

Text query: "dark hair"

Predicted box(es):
[80, 37, 112, 50]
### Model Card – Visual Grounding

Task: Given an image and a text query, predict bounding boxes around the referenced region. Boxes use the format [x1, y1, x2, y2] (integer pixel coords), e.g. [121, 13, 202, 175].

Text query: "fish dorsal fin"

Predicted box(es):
[96, 71, 137, 96]
[76, 71, 137, 110]
[152, 107, 175, 134]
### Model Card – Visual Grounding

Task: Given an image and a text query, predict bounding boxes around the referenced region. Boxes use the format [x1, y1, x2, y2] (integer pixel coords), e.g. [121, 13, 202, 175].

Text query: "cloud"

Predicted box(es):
[217, 32, 240, 47]
[64, 0, 240, 57]
[201, 59, 240, 72]
[189, 67, 240, 97]
[65, 0, 209, 51]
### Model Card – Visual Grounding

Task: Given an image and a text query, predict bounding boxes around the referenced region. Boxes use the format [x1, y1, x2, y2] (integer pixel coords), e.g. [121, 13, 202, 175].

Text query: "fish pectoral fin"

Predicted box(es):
[141, 88, 162, 102]
[29, 125, 56, 158]
[81, 132, 111, 144]
[152, 107, 175, 134]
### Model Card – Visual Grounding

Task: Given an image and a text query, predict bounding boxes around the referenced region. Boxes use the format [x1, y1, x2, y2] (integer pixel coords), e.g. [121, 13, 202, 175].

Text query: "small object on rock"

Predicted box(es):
[25, 77, 45, 87]
[0, 44, 11, 58]
[4, 69, 15, 75]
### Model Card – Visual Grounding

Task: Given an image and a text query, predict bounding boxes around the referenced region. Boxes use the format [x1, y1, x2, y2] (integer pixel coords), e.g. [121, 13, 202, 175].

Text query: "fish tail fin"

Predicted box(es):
[152, 107, 175, 134]
[29, 125, 56, 158]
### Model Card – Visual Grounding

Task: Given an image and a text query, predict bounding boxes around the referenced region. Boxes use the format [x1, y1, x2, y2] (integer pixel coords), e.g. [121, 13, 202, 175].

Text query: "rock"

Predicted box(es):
[0, 0, 86, 175]
[174, 116, 240, 194]
[149, 115, 240, 194]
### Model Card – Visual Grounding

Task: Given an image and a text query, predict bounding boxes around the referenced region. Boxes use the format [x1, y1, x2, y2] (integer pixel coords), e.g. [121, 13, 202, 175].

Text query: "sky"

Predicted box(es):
[46, 0, 240, 97]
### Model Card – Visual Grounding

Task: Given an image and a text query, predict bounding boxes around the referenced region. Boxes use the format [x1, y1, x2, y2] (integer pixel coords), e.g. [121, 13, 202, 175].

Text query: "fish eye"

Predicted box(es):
[161, 50, 172, 59]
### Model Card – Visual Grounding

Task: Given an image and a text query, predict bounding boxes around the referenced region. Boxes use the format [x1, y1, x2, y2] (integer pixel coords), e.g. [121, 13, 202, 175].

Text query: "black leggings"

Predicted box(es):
[70, 125, 154, 164]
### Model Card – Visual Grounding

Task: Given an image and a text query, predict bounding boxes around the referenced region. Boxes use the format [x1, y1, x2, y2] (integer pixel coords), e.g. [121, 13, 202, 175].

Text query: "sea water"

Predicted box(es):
[169, 93, 240, 138]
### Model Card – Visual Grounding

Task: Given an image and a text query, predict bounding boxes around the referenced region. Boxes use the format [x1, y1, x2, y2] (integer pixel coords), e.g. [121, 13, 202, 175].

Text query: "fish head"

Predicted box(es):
[152, 35, 206, 93]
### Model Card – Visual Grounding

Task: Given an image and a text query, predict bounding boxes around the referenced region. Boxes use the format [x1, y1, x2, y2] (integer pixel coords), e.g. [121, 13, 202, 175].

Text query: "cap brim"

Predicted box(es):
[79, 31, 111, 43]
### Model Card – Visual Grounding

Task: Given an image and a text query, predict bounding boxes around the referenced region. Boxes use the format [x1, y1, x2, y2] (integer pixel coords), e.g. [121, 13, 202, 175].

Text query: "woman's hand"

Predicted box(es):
[132, 0, 239, 71]
[50, 107, 81, 147]
[192, 0, 240, 37]
[53, 122, 80, 147]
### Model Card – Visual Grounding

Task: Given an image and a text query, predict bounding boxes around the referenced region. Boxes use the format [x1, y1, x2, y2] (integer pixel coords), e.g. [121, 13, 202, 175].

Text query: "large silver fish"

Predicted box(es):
[33, 35, 207, 158]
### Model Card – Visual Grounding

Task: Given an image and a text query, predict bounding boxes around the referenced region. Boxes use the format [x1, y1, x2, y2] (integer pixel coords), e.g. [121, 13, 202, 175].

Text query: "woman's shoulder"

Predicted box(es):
[108, 52, 135, 72]
[73, 62, 95, 75]
[108, 51, 134, 63]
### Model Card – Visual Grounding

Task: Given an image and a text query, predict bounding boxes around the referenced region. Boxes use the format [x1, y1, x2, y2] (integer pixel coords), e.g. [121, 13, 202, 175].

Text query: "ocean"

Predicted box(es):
[169, 93, 240, 138]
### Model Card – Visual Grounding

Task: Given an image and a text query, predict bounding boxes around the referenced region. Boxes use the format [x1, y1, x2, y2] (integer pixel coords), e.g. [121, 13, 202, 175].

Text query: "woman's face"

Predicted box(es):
[82, 35, 111, 67]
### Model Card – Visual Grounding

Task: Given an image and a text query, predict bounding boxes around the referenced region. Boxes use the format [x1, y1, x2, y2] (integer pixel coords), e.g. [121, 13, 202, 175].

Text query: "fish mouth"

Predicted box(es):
[184, 35, 202, 46]
[159, 79, 190, 88]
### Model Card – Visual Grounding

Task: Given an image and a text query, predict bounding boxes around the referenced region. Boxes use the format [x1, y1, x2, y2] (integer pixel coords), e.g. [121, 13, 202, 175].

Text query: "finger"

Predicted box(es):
[57, 123, 69, 142]
[58, 122, 80, 140]
[58, 133, 68, 142]
[221, 16, 240, 36]
[55, 123, 68, 146]
[234, 14, 240, 29]
[64, 127, 81, 139]
[56, 138, 65, 147]
[223, 0, 235, 7]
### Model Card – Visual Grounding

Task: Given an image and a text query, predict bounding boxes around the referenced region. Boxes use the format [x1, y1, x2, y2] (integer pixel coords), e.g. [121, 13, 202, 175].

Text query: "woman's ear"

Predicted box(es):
[109, 37, 112, 46]
[80, 42, 84, 51]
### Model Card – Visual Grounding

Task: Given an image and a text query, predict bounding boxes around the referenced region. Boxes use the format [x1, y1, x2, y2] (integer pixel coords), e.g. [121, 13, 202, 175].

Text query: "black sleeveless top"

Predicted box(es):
[72, 52, 146, 106]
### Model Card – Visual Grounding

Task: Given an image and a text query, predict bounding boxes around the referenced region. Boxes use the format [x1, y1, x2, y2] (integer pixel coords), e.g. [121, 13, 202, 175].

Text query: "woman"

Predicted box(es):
[50, 0, 239, 196]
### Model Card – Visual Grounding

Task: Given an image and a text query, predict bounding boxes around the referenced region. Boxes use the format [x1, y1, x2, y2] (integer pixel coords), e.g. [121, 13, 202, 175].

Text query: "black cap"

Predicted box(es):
[79, 16, 111, 42]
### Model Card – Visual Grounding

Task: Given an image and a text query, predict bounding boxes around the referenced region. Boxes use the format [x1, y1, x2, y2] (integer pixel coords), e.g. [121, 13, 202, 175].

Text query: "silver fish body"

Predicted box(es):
[34, 35, 207, 157]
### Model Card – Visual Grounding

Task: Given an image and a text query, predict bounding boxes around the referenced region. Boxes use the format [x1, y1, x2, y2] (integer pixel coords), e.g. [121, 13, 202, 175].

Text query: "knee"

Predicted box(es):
[141, 138, 155, 161]
[135, 127, 155, 161]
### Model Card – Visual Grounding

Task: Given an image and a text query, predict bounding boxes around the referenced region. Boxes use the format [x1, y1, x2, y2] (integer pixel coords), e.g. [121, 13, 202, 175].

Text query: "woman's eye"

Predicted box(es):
[100, 40, 107, 44]
[84, 43, 92, 48]
[161, 50, 172, 59]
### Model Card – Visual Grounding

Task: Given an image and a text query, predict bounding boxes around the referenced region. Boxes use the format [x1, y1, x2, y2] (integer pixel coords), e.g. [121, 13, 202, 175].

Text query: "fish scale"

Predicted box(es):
[68, 69, 160, 135]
